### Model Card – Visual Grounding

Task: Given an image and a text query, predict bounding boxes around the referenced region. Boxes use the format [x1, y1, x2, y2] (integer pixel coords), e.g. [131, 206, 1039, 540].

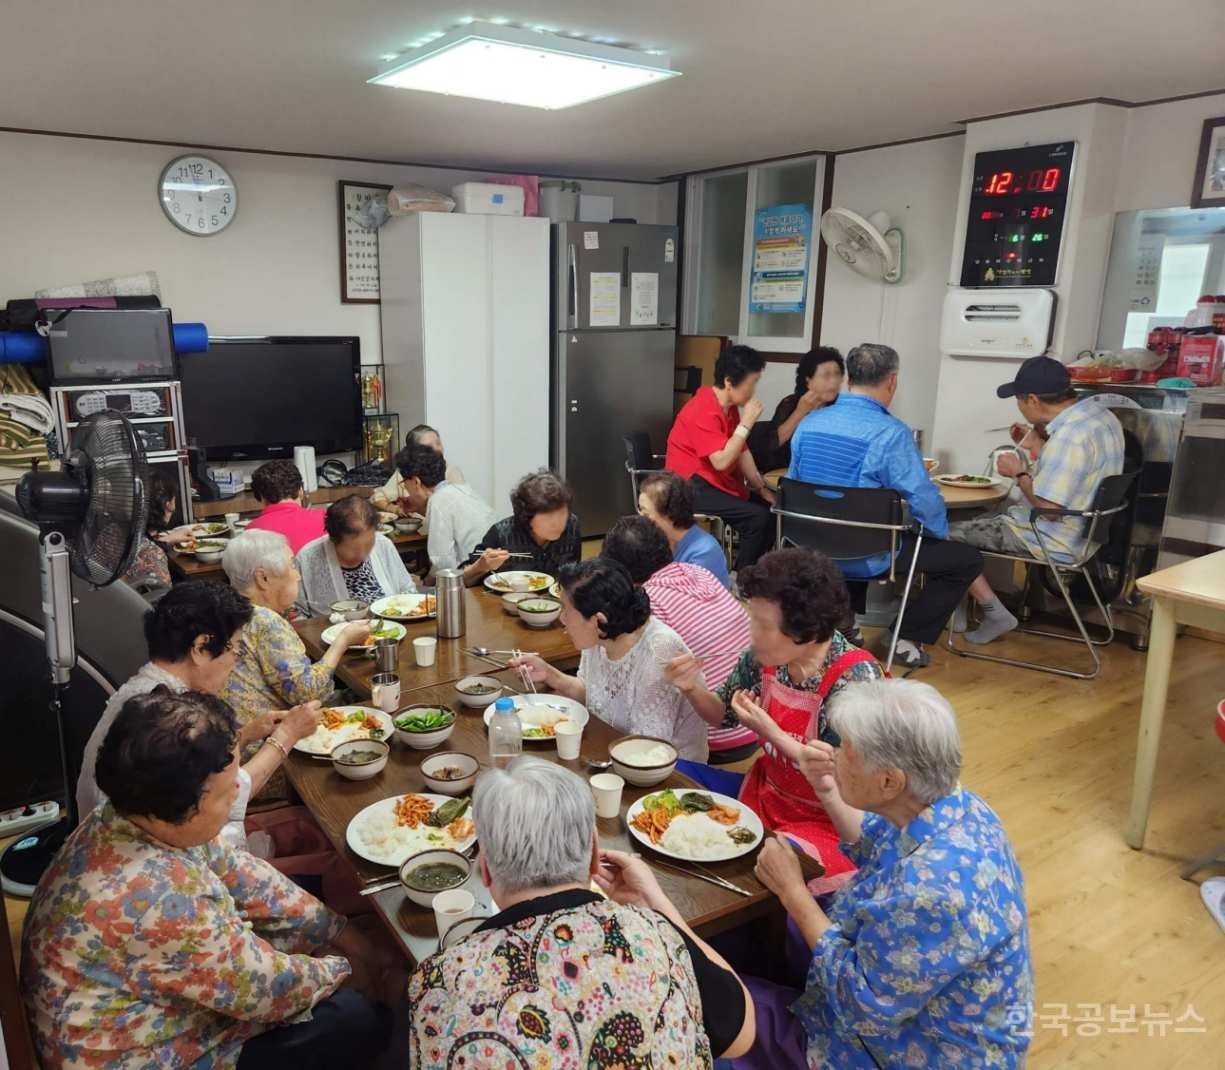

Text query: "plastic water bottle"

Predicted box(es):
[488, 697, 522, 769]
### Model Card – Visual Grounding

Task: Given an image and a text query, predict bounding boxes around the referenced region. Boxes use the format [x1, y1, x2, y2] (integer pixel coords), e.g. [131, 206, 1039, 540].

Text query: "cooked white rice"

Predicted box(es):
[659, 813, 734, 859]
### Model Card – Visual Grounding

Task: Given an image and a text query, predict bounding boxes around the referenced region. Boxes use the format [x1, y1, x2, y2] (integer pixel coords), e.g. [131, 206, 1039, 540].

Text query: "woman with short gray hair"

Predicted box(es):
[220, 529, 369, 720]
[733, 678, 1033, 1069]
[409, 757, 755, 1067]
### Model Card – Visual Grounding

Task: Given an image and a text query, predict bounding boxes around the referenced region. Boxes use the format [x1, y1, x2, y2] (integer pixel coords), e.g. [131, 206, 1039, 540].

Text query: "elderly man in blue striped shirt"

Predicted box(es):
[787, 344, 983, 668]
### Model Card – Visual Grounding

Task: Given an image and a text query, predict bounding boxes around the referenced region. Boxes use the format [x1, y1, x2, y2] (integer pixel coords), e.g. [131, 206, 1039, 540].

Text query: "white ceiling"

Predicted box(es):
[2, 0, 1223, 181]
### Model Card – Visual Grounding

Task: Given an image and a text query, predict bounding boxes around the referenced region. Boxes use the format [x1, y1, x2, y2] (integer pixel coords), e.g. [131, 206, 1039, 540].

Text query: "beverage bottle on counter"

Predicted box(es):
[488, 697, 522, 769]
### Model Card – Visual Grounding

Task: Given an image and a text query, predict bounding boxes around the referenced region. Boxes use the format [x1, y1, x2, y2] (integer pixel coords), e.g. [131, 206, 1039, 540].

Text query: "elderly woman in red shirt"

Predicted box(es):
[665, 344, 775, 571]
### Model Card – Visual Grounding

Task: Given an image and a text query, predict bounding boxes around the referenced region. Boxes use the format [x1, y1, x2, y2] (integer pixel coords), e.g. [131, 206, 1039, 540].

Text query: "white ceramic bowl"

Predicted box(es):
[454, 675, 504, 709]
[394, 517, 422, 534]
[516, 598, 561, 628]
[393, 705, 456, 750]
[421, 751, 480, 795]
[329, 598, 370, 621]
[330, 738, 390, 780]
[502, 592, 533, 616]
[398, 848, 472, 907]
[609, 735, 679, 787]
[195, 539, 227, 564]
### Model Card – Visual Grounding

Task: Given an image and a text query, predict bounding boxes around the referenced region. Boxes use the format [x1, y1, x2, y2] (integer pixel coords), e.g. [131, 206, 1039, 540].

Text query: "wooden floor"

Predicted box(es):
[6, 623, 1224, 1068]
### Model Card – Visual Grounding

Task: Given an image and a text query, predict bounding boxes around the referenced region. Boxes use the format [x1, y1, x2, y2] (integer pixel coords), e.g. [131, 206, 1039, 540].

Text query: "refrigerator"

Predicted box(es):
[551, 222, 679, 537]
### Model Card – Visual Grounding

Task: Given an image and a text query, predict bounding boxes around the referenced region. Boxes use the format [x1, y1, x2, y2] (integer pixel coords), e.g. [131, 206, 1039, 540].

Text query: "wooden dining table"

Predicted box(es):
[169, 529, 426, 581]
[287, 584, 798, 967]
[763, 467, 1009, 510]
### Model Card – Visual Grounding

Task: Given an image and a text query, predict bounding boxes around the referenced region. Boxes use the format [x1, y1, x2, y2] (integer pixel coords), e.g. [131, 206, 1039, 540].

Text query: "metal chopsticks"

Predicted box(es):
[645, 856, 753, 897]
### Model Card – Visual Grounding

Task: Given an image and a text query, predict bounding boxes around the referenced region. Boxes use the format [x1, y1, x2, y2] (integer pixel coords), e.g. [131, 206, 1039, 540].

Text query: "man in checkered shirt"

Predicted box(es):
[948, 356, 1124, 644]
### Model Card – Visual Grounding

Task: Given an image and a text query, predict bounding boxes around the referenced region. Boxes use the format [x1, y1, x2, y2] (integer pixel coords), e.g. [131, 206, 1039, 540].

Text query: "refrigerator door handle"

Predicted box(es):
[568, 243, 578, 329]
[621, 246, 629, 288]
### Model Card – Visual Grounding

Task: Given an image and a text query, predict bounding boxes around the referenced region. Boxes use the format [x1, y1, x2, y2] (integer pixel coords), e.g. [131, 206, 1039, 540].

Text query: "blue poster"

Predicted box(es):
[750, 203, 813, 313]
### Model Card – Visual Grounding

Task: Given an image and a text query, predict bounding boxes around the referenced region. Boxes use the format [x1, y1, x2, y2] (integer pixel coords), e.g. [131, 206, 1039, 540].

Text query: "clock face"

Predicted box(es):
[159, 155, 237, 236]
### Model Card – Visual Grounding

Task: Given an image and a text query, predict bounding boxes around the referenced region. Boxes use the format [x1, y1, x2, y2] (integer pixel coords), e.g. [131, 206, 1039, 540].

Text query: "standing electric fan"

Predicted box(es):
[0, 411, 148, 894]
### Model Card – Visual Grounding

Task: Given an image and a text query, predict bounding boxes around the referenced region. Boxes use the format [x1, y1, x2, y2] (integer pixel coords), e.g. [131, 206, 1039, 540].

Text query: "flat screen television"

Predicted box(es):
[179, 336, 362, 460]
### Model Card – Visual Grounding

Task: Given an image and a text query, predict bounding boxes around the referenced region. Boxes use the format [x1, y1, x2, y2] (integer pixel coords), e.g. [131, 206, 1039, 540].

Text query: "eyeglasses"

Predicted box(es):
[203, 636, 242, 657]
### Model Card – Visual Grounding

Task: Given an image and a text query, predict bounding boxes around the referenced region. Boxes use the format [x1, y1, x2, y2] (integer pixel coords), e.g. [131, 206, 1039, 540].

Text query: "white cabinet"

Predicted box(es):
[379, 213, 550, 513]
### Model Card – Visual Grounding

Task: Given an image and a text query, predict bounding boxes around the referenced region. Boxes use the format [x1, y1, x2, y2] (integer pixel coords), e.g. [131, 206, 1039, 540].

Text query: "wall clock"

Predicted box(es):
[159, 154, 238, 236]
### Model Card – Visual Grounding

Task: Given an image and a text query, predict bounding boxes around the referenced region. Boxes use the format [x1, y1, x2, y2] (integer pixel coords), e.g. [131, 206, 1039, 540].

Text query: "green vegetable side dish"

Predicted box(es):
[424, 796, 471, 828]
[394, 708, 455, 732]
[642, 789, 718, 815]
[369, 621, 398, 640]
[336, 748, 384, 765]
[727, 826, 757, 845]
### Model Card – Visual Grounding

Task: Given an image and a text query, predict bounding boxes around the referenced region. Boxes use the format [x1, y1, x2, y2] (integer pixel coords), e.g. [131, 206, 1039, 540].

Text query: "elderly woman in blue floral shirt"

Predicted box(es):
[732, 678, 1032, 1069]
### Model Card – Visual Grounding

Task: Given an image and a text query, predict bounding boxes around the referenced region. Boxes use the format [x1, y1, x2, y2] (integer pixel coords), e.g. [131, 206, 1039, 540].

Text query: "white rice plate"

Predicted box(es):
[660, 813, 741, 858]
[345, 794, 476, 867]
[293, 707, 393, 755]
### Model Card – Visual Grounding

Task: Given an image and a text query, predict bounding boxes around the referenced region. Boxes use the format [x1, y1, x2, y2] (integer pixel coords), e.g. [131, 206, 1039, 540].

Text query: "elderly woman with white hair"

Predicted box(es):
[220, 528, 370, 720]
[409, 757, 755, 1067]
[732, 678, 1033, 1069]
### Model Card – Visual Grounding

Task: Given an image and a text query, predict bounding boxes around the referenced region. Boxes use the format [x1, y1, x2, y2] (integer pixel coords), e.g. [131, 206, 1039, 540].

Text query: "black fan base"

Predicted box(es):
[0, 817, 69, 898]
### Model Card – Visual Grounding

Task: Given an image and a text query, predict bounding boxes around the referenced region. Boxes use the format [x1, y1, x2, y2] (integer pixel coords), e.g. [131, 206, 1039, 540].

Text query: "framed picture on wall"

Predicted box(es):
[1191, 116, 1225, 208]
[338, 180, 392, 303]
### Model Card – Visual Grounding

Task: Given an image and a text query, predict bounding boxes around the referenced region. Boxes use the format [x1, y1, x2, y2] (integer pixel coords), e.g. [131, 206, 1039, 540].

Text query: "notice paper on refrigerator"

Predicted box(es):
[589, 272, 621, 327]
[630, 272, 659, 326]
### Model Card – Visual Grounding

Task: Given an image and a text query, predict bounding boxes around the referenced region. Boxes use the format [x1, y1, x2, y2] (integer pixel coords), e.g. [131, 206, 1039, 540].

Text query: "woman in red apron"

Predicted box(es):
[670, 548, 883, 887]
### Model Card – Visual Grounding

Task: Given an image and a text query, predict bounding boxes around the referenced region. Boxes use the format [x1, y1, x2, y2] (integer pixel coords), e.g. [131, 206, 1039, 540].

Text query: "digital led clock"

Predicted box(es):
[960, 141, 1075, 287]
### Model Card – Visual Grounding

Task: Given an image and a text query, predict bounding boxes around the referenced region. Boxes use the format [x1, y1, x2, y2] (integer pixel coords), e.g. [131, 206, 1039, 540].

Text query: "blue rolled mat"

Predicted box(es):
[0, 322, 209, 362]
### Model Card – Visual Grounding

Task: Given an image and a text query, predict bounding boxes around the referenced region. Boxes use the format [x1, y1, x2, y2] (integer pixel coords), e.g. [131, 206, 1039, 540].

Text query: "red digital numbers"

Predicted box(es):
[983, 166, 1061, 196]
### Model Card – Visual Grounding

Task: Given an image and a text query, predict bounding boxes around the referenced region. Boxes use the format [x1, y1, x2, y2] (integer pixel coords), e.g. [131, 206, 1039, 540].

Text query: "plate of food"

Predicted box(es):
[371, 592, 438, 620]
[376, 523, 394, 536]
[320, 619, 406, 647]
[174, 538, 228, 556]
[346, 792, 477, 867]
[483, 571, 552, 594]
[294, 705, 394, 755]
[626, 789, 763, 862]
[936, 474, 1002, 488]
[482, 695, 589, 741]
[189, 521, 230, 538]
[549, 580, 563, 600]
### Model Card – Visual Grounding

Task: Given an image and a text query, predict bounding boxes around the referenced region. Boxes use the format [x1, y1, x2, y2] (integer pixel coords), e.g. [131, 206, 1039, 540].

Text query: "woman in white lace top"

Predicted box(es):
[511, 559, 710, 761]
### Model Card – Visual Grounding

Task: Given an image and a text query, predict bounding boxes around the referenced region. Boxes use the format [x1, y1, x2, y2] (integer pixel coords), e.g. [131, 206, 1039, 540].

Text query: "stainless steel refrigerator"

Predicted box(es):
[551, 222, 678, 537]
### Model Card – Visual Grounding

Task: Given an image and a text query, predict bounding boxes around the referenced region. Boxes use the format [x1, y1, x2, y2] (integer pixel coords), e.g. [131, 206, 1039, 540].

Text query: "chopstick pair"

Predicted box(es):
[644, 855, 752, 898]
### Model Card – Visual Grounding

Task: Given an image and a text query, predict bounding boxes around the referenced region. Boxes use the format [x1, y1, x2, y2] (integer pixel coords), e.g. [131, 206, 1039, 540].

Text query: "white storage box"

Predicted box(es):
[451, 182, 525, 216]
[579, 194, 614, 223]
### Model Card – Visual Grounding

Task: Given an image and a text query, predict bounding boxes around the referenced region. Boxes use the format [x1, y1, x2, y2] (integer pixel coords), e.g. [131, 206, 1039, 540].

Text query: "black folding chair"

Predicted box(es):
[773, 477, 923, 673]
[623, 431, 731, 565]
[946, 470, 1138, 679]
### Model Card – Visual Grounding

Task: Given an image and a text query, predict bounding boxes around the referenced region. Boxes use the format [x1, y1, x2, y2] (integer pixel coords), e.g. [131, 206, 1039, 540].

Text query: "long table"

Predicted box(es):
[287, 586, 793, 966]
[169, 530, 426, 581]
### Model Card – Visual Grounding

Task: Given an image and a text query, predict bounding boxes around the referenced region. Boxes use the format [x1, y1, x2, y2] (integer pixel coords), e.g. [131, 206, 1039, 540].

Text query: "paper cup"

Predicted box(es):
[371, 672, 400, 714]
[433, 888, 475, 938]
[224, 512, 240, 527]
[554, 721, 582, 760]
[414, 636, 438, 667]
[590, 772, 625, 819]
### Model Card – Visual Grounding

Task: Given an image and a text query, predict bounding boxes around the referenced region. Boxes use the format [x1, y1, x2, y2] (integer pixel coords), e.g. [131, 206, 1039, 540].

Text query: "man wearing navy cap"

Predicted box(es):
[948, 356, 1124, 644]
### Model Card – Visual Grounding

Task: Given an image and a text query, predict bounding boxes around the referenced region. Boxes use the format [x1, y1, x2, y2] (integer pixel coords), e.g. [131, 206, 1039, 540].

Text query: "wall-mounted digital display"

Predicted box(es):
[960, 142, 1075, 287]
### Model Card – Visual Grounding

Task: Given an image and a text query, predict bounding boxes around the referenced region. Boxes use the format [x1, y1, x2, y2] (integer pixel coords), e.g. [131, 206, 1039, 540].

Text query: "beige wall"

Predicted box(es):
[0, 130, 677, 366]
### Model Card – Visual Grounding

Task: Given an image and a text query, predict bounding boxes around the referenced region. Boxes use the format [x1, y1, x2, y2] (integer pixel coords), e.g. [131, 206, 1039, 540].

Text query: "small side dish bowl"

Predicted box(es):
[420, 751, 480, 795]
[398, 848, 473, 907]
[502, 592, 533, 616]
[329, 599, 371, 621]
[394, 517, 422, 534]
[516, 598, 561, 629]
[454, 675, 505, 709]
[393, 705, 456, 750]
[330, 738, 390, 780]
[609, 735, 679, 787]
[194, 539, 228, 564]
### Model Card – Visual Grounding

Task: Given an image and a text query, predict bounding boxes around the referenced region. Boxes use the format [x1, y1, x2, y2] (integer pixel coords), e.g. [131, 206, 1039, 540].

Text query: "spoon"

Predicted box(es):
[585, 756, 613, 771]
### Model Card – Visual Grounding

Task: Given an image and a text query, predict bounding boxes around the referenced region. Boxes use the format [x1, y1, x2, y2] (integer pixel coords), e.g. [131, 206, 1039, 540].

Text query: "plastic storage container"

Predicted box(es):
[1178, 333, 1225, 386]
[538, 180, 580, 222]
[451, 182, 525, 216]
[488, 697, 523, 769]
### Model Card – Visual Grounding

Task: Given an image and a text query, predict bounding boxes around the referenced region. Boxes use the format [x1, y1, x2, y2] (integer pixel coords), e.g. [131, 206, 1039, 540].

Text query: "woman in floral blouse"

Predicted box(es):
[409, 757, 754, 1067]
[667, 548, 883, 886]
[220, 529, 370, 717]
[23, 688, 400, 1069]
[736, 678, 1033, 1069]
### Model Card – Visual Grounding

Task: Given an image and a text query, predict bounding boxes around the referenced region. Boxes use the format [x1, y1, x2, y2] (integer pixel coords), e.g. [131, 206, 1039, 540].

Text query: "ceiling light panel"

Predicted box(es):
[369, 22, 679, 110]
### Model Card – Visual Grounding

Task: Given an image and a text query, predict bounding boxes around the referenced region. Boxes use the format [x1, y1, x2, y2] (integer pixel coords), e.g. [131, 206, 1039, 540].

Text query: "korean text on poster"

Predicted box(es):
[750, 203, 812, 313]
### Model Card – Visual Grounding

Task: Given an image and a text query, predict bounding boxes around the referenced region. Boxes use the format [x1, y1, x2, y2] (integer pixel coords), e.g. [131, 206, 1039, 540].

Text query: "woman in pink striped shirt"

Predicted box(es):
[602, 516, 757, 764]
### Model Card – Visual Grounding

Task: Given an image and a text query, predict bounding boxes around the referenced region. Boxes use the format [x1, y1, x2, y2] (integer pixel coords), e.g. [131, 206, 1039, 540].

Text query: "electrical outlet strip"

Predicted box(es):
[0, 801, 60, 838]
